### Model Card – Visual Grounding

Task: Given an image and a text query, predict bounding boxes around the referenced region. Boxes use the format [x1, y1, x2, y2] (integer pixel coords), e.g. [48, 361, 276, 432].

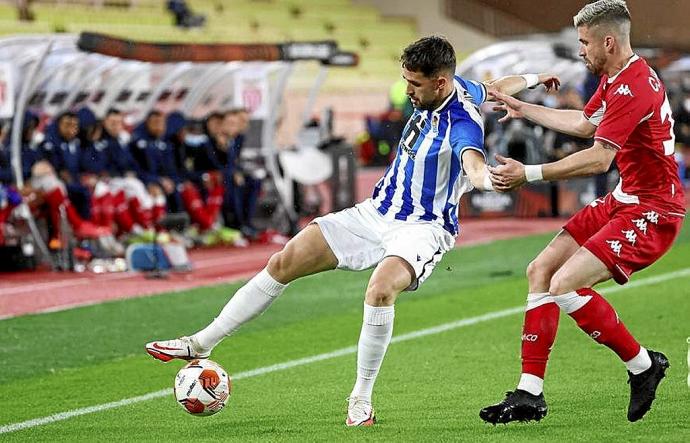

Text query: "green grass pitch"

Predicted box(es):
[1, 224, 689, 441]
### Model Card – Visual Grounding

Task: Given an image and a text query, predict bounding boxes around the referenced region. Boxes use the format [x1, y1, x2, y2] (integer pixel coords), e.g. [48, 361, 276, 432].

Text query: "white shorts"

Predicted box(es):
[313, 199, 456, 291]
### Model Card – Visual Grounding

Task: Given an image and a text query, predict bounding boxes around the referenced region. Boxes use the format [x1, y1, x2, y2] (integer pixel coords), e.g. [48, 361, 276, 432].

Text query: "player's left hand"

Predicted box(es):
[538, 74, 561, 92]
[488, 154, 527, 191]
[489, 91, 525, 123]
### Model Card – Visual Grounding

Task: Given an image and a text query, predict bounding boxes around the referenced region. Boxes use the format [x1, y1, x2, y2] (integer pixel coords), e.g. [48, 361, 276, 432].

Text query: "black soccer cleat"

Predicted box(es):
[479, 389, 548, 425]
[627, 350, 669, 422]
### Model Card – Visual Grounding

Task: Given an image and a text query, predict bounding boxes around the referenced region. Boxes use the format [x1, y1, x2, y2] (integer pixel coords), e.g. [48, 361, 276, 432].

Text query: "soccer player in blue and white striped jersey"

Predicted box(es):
[146, 36, 559, 426]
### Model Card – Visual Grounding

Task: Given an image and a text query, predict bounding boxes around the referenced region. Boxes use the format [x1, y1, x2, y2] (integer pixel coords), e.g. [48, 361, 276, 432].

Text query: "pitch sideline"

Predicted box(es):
[1, 267, 689, 435]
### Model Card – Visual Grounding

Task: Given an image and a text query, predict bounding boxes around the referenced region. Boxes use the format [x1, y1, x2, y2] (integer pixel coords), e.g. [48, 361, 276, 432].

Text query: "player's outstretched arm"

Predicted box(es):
[461, 149, 494, 191]
[491, 90, 595, 138]
[488, 140, 616, 192]
[484, 73, 560, 98]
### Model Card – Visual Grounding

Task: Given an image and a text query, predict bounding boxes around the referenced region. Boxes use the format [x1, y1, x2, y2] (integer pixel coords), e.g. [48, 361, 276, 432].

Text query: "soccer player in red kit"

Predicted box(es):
[480, 0, 685, 424]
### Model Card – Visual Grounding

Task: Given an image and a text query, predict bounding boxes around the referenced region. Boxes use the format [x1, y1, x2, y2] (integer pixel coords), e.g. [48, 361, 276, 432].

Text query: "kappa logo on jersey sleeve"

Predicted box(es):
[614, 84, 634, 97]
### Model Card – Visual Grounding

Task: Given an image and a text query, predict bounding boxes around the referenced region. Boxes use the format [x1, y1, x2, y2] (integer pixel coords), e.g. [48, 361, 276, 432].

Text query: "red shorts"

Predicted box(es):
[563, 194, 685, 284]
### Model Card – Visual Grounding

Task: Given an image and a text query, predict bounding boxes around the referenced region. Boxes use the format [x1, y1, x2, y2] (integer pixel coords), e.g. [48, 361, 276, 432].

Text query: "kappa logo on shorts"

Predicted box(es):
[632, 218, 648, 235]
[643, 210, 659, 224]
[622, 229, 637, 246]
[606, 240, 623, 257]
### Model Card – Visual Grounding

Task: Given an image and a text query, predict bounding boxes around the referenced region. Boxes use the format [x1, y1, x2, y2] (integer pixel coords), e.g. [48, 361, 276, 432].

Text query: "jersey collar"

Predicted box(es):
[434, 88, 457, 114]
[607, 54, 640, 84]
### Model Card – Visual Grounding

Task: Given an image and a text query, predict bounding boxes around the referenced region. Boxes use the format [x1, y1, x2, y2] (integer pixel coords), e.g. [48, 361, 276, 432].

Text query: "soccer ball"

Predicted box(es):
[174, 359, 231, 416]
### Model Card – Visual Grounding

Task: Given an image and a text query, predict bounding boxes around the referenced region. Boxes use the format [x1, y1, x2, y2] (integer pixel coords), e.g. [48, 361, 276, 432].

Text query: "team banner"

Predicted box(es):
[76, 32, 353, 64]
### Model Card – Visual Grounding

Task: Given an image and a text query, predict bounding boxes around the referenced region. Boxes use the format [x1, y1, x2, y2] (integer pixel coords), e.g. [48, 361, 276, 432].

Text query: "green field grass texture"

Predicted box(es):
[1, 223, 689, 441]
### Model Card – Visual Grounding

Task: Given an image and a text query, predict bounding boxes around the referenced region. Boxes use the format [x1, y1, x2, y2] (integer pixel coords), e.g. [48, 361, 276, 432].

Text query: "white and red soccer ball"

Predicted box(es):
[174, 359, 231, 416]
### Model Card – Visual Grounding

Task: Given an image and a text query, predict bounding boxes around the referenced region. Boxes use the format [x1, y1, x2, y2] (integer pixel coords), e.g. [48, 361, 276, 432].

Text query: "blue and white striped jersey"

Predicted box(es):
[371, 75, 487, 235]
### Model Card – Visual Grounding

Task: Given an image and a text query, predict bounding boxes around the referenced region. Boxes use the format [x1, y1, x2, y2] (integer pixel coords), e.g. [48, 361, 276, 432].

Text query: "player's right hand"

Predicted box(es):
[538, 74, 561, 92]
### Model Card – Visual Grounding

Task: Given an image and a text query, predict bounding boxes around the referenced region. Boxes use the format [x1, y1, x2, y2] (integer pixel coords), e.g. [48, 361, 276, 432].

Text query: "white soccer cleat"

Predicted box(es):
[145, 336, 210, 362]
[346, 397, 376, 427]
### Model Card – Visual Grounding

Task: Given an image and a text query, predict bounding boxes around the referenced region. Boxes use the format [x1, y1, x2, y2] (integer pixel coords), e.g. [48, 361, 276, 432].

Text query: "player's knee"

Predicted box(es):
[266, 250, 289, 282]
[365, 282, 396, 306]
[266, 243, 304, 284]
[526, 259, 542, 280]
[548, 271, 572, 296]
[526, 257, 555, 287]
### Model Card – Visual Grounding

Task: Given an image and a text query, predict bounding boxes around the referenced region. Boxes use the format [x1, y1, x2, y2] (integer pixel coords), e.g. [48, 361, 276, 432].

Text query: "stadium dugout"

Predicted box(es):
[0, 32, 358, 269]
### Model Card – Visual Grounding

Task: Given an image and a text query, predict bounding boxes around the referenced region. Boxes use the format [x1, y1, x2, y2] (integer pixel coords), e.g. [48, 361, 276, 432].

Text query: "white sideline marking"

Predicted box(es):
[1, 267, 688, 435]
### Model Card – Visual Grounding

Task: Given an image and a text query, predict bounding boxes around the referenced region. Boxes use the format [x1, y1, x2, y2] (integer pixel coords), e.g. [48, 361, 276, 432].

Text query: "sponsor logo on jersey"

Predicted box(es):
[401, 141, 416, 160]
[615, 84, 634, 97]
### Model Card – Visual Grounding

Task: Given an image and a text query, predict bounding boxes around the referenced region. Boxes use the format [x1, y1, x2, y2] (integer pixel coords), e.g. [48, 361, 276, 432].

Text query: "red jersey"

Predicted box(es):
[583, 55, 685, 213]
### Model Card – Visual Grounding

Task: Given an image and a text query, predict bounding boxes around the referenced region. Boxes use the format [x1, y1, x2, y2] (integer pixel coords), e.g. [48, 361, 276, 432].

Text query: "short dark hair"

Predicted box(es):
[146, 110, 163, 120]
[57, 111, 77, 123]
[400, 36, 456, 77]
[105, 108, 122, 118]
[206, 111, 224, 122]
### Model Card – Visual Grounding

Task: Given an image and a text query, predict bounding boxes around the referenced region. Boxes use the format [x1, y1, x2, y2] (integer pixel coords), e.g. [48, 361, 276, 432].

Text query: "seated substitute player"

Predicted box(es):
[146, 36, 559, 426]
[480, 0, 685, 425]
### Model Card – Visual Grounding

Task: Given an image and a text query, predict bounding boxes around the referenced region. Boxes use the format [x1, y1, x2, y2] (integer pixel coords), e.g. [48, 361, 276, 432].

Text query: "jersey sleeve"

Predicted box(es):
[594, 80, 653, 150]
[454, 75, 487, 106]
[583, 77, 606, 126]
[450, 113, 485, 159]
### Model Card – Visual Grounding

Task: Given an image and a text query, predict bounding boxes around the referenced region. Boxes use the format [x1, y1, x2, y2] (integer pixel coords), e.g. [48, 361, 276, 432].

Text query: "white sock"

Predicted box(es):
[517, 373, 544, 396]
[193, 268, 287, 350]
[625, 347, 652, 375]
[350, 303, 395, 403]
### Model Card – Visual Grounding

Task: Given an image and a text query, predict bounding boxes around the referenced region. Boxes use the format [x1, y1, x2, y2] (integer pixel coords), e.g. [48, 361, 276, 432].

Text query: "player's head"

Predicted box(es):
[400, 36, 456, 111]
[145, 110, 166, 138]
[57, 112, 79, 141]
[573, 0, 632, 75]
[205, 111, 224, 138]
[221, 110, 240, 138]
[103, 108, 124, 137]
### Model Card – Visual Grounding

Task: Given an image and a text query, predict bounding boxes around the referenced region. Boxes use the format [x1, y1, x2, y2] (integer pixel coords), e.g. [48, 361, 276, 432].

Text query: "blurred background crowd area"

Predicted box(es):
[1, 0, 690, 272]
